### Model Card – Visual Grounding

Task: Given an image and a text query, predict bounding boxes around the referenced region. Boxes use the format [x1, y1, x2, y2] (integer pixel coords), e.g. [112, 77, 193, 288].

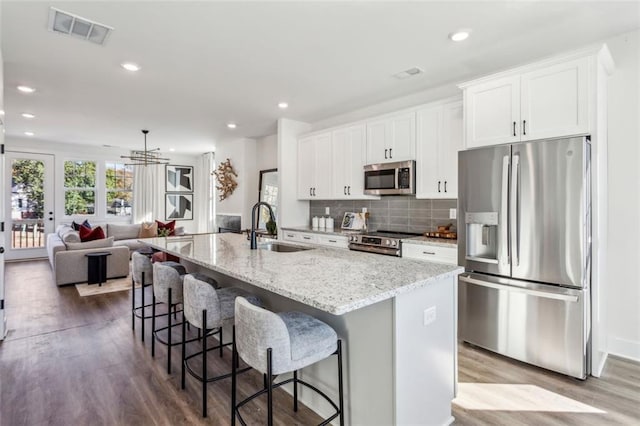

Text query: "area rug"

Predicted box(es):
[75, 276, 140, 297]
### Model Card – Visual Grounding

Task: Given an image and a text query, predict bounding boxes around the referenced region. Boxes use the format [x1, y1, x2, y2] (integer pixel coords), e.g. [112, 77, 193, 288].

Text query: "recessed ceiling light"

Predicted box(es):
[121, 62, 140, 72]
[169, 148, 175, 152]
[17, 85, 36, 93]
[24, 131, 35, 136]
[278, 102, 289, 109]
[449, 30, 471, 42]
[227, 123, 237, 129]
[22, 113, 36, 119]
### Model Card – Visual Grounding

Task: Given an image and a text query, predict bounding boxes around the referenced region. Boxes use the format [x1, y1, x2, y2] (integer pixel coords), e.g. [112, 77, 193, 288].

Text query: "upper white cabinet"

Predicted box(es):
[462, 57, 589, 148]
[332, 124, 373, 199]
[416, 100, 463, 199]
[297, 132, 332, 200]
[366, 112, 416, 164]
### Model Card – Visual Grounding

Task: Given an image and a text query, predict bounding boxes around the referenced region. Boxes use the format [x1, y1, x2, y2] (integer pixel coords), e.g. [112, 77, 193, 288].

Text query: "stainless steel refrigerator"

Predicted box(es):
[458, 136, 591, 379]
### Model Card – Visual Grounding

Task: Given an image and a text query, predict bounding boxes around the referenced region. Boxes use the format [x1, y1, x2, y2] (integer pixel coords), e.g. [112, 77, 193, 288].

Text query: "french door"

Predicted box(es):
[4, 152, 55, 260]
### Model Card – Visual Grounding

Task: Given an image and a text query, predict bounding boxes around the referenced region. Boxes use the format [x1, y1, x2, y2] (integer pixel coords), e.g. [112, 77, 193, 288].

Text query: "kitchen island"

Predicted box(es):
[142, 233, 462, 425]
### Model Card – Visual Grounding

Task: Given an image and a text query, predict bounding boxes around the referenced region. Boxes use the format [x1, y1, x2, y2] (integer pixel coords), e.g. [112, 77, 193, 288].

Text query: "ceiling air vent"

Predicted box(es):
[393, 67, 424, 80]
[48, 7, 113, 45]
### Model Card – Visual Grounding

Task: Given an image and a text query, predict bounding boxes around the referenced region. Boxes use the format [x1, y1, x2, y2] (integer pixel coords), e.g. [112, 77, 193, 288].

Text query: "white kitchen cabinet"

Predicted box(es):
[402, 242, 457, 265]
[282, 230, 348, 249]
[416, 100, 463, 199]
[462, 57, 589, 148]
[332, 125, 377, 199]
[366, 112, 416, 164]
[297, 132, 332, 199]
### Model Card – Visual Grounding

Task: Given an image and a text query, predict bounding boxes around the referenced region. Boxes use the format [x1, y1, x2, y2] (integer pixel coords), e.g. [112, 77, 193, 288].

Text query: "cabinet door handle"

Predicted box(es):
[303, 236, 312, 240]
[423, 251, 436, 255]
[309, 187, 312, 196]
[286, 234, 294, 238]
[444, 181, 447, 193]
[329, 239, 337, 243]
[313, 188, 316, 196]
[389, 148, 393, 158]
[438, 181, 441, 193]
[513, 121, 517, 136]
[523, 120, 527, 135]
[344, 186, 347, 195]
[385, 149, 388, 159]
[347, 186, 351, 195]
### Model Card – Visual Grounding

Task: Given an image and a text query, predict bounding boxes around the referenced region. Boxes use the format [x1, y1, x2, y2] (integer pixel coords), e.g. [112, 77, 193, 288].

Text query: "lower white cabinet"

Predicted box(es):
[282, 230, 349, 249]
[402, 242, 457, 265]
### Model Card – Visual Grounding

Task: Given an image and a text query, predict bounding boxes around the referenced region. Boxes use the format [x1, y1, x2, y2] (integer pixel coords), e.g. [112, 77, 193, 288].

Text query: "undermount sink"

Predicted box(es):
[258, 242, 312, 253]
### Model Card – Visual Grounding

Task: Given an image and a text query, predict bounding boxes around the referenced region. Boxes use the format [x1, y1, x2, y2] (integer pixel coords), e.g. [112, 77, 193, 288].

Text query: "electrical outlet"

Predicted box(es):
[423, 306, 436, 326]
[325, 207, 330, 215]
[449, 208, 457, 220]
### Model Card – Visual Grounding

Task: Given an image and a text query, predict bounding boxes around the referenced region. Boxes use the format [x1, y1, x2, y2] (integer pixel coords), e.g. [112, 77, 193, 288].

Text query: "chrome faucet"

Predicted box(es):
[250, 201, 276, 249]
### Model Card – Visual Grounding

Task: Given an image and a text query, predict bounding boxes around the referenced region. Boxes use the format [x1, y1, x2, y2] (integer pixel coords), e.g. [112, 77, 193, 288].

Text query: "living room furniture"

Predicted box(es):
[85, 252, 111, 286]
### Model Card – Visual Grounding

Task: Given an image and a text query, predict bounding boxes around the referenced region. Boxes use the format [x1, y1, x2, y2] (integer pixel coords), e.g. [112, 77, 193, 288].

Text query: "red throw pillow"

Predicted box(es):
[79, 225, 105, 242]
[156, 220, 176, 236]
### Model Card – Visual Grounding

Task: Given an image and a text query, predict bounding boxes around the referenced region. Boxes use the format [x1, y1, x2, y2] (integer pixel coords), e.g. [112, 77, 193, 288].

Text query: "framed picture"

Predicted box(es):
[165, 193, 193, 220]
[341, 212, 365, 230]
[166, 165, 193, 192]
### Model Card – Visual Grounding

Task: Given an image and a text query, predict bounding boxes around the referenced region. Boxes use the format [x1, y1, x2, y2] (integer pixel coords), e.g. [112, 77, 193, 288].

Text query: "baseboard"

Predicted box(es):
[608, 336, 640, 362]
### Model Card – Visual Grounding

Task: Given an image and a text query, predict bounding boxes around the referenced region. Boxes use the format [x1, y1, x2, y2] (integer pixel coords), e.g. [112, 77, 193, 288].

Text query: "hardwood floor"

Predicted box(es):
[0, 260, 322, 425]
[1, 260, 639, 425]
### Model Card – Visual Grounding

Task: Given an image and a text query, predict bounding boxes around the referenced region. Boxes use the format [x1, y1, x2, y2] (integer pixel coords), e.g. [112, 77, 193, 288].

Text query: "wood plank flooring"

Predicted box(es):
[1, 259, 639, 425]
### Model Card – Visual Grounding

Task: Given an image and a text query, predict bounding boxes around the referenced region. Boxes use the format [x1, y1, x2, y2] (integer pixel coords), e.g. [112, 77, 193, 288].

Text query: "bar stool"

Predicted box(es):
[232, 297, 344, 426]
[151, 262, 216, 373]
[131, 251, 156, 342]
[181, 274, 260, 418]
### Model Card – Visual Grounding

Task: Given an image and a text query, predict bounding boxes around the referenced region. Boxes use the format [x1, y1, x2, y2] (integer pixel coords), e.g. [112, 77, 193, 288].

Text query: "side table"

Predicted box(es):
[85, 252, 112, 286]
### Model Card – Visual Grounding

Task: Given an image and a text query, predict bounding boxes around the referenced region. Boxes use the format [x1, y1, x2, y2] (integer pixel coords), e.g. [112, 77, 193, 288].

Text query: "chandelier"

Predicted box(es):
[121, 129, 169, 166]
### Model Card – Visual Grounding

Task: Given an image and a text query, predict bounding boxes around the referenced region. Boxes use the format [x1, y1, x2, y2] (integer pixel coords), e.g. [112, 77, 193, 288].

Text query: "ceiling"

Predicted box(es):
[2, 1, 639, 154]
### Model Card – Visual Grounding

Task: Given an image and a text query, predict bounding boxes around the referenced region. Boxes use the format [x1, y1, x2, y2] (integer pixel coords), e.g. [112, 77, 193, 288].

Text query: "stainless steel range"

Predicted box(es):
[348, 230, 422, 256]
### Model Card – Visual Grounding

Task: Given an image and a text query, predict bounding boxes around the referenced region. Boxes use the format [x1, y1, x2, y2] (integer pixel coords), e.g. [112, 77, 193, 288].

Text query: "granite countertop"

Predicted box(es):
[281, 226, 362, 237]
[402, 236, 458, 247]
[142, 233, 462, 316]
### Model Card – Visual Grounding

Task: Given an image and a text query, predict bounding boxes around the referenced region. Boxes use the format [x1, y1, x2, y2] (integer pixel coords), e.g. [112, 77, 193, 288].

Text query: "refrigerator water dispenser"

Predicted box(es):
[465, 212, 499, 263]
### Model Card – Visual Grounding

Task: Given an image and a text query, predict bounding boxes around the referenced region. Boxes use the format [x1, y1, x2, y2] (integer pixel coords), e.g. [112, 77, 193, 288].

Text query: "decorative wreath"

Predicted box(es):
[213, 158, 238, 201]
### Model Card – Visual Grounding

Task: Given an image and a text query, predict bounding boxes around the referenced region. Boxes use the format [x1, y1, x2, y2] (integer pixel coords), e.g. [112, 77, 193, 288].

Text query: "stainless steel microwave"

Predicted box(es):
[364, 160, 416, 195]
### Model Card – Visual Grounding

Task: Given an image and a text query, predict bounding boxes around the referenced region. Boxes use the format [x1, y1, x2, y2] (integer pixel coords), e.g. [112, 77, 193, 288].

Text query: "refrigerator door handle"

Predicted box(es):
[500, 155, 510, 266]
[511, 154, 521, 266]
[459, 275, 579, 302]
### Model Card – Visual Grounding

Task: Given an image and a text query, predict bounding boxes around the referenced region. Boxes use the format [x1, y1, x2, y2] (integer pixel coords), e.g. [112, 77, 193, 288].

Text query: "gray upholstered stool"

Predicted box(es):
[151, 262, 215, 374]
[131, 251, 157, 343]
[181, 274, 260, 418]
[232, 297, 344, 426]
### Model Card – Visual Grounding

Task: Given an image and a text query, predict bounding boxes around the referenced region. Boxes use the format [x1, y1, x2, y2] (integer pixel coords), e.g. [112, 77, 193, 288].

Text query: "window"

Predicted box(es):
[64, 160, 96, 215]
[106, 162, 133, 216]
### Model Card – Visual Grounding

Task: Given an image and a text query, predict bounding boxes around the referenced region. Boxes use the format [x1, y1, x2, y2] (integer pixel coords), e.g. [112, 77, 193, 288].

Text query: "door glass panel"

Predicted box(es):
[10, 159, 45, 249]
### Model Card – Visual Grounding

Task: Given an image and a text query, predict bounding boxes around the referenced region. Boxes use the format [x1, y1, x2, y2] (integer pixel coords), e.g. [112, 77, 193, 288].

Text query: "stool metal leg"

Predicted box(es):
[181, 313, 187, 390]
[231, 326, 237, 426]
[141, 271, 146, 343]
[202, 309, 208, 418]
[167, 288, 173, 374]
[293, 370, 298, 412]
[338, 339, 344, 426]
[151, 293, 157, 357]
[131, 277, 135, 330]
[219, 328, 224, 358]
[267, 348, 273, 426]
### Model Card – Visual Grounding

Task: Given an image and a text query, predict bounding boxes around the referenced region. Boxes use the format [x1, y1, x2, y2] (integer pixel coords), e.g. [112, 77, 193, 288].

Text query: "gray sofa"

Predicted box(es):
[46, 223, 148, 286]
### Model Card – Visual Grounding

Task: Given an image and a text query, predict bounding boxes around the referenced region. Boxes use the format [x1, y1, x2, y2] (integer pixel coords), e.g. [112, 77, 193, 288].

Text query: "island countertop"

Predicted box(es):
[142, 233, 462, 315]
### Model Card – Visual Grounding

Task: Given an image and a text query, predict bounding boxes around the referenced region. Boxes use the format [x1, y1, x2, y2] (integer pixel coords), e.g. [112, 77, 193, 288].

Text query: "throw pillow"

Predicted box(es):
[72, 219, 91, 231]
[155, 220, 176, 236]
[138, 222, 158, 238]
[106, 223, 141, 241]
[61, 229, 81, 244]
[66, 237, 114, 250]
[79, 225, 105, 242]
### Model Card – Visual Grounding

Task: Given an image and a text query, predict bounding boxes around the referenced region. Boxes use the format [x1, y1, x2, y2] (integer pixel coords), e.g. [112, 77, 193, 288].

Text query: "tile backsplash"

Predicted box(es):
[310, 196, 457, 234]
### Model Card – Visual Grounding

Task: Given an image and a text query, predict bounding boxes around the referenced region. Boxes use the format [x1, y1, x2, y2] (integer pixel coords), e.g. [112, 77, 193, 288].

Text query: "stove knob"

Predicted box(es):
[391, 240, 397, 247]
[385, 239, 391, 246]
[351, 236, 358, 242]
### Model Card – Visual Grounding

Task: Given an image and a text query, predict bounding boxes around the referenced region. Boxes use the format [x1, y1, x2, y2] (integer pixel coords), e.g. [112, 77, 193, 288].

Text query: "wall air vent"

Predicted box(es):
[47, 7, 113, 45]
[393, 67, 424, 80]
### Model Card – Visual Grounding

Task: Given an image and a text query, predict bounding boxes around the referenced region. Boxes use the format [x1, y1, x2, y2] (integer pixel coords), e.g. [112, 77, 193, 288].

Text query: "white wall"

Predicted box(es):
[214, 137, 257, 229]
[3, 137, 200, 233]
[605, 29, 640, 361]
[256, 134, 278, 171]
